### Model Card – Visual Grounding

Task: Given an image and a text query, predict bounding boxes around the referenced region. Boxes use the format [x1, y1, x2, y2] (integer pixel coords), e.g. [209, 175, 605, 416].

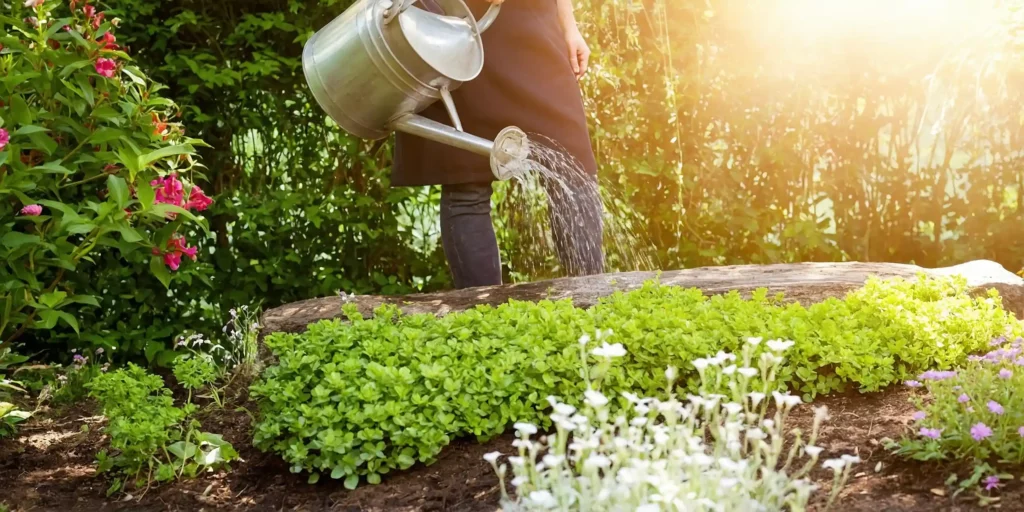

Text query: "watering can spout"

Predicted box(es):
[392, 115, 529, 181]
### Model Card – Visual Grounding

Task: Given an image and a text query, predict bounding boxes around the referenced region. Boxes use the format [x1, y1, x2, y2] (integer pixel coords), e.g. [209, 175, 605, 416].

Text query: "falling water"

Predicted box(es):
[494, 133, 658, 281]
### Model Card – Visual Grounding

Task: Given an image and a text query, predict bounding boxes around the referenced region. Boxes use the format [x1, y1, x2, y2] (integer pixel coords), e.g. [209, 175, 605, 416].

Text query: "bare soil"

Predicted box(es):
[1, 388, 1021, 511]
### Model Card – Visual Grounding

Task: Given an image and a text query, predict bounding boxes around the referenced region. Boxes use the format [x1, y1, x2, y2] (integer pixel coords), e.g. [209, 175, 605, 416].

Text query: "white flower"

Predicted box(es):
[814, 406, 830, 422]
[637, 505, 661, 512]
[767, 339, 795, 352]
[738, 367, 759, 378]
[542, 454, 564, 467]
[760, 352, 783, 366]
[583, 454, 612, 470]
[554, 403, 577, 416]
[722, 365, 737, 375]
[512, 439, 532, 449]
[592, 342, 627, 358]
[822, 458, 845, 472]
[511, 476, 527, 487]
[719, 478, 739, 490]
[508, 456, 525, 466]
[692, 358, 710, 371]
[841, 454, 861, 465]
[746, 336, 763, 346]
[762, 419, 775, 430]
[585, 389, 609, 408]
[579, 333, 591, 346]
[772, 391, 801, 408]
[483, 451, 501, 463]
[746, 428, 766, 440]
[514, 423, 538, 436]
[665, 366, 677, 382]
[747, 392, 766, 406]
[526, 490, 558, 509]
[804, 445, 824, 458]
[723, 402, 743, 416]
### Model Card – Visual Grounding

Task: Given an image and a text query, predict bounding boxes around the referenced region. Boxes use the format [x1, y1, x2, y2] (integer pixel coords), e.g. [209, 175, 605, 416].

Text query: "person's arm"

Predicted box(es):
[556, 0, 590, 79]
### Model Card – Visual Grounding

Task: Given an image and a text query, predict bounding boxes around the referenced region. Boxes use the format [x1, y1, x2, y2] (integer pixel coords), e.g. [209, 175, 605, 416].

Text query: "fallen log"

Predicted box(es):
[262, 260, 1024, 335]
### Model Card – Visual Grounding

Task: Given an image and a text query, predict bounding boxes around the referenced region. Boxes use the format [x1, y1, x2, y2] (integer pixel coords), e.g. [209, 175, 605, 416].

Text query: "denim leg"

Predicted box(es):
[440, 182, 503, 289]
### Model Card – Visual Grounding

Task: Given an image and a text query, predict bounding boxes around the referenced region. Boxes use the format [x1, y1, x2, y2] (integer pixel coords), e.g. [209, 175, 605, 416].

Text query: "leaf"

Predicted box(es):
[34, 161, 73, 175]
[28, 131, 58, 156]
[344, 474, 359, 490]
[13, 125, 50, 136]
[88, 128, 127, 144]
[201, 447, 222, 465]
[57, 311, 80, 334]
[137, 181, 156, 210]
[9, 95, 31, 125]
[167, 441, 198, 460]
[308, 473, 321, 484]
[144, 340, 165, 364]
[107, 175, 130, 208]
[39, 291, 68, 309]
[150, 255, 172, 289]
[330, 467, 344, 479]
[118, 225, 144, 243]
[139, 144, 195, 169]
[1, 231, 40, 250]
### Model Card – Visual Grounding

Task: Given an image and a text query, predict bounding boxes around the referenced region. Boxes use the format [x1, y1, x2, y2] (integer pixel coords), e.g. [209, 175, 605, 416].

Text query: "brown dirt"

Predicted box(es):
[1, 389, 1021, 512]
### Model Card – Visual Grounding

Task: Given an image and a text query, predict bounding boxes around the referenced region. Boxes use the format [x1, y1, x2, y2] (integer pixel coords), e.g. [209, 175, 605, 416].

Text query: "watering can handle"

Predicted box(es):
[475, 2, 501, 33]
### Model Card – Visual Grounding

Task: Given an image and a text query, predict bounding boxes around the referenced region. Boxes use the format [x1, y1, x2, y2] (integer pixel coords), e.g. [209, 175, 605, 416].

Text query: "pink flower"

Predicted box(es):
[94, 58, 117, 78]
[156, 235, 198, 271]
[971, 422, 993, 441]
[20, 204, 42, 216]
[912, 411, 927, 421]
[1018, 426, 1024, 438]
[919, 427, 942, 439]
[999, 368, 1013, 379]
[151, 173, 185, 207]
[185, 186, 213, 212]
[23, 0, 45, 8]
[163, 251, 182, 271]
[958, 393, 970, 403]
[0, 128, 9, 151]
[988, 400, 1005, 415]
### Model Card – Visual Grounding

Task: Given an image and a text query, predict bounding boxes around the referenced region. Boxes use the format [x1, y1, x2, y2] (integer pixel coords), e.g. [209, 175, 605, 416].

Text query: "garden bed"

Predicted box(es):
[2, 389, 1020, 511]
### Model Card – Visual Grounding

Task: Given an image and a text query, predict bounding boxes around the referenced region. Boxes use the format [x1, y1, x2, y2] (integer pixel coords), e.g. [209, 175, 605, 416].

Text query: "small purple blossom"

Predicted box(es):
[990, 337, 1007, 347]
[919, 427, 942, 439]
[989, 401, 1005, 415]
[1015, 357, 1024, 367]
[969, 355, 983, 362]
[984, 476, 1001, 491]
[1018, 426, 1024, 438]
[971, 422, 993, 441]
[958, 393, 970, 403]
[904, 380, 923, 388]
[72, 354, 87, 367]
[999, 368, 1013, 379]
[912, 411, 927, 421]
[918, 370, 957, 381]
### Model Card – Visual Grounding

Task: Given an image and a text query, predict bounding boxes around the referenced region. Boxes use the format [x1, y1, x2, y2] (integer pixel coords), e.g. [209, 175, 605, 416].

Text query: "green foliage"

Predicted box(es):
[0, 0, 210, 358]
[88, 363, 238, 495]
[251, 276, 1020, 487]
[0, 347, 31, 438]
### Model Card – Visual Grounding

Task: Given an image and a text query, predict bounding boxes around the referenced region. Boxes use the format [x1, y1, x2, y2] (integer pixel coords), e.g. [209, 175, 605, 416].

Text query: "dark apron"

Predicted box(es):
[391, 0, 598, 186]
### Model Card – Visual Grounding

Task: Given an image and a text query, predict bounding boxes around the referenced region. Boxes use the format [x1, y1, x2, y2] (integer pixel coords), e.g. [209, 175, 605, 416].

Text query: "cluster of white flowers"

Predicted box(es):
[485, 335, 857, 511]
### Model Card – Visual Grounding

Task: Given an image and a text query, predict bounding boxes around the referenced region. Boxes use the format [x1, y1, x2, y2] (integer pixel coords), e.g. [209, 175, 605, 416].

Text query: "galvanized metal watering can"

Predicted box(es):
[302, 0, 530, 180]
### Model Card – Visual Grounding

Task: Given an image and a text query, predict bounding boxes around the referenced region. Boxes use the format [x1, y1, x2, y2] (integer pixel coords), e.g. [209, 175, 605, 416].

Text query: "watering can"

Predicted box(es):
[302, 0, 530, 180]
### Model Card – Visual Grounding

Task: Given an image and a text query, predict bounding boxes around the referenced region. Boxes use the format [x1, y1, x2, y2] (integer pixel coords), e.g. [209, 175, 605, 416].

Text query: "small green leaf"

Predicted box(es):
[308, 473, 321, 484]
[2, 231, 40, 250]
[13, 125, 50, 136]
[150, 255, 172, 289]
[139, 144, 194, 169]
[344, 474, 359, 489]
[330, 467, 344, 479]
[107, 175, 130, 208]
[39, 291, 68, 309]
[118, 225, 144, 243]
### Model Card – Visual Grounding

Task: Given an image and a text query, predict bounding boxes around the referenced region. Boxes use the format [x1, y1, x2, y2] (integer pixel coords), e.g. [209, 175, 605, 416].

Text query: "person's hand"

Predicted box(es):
[564, 26, 590, 80]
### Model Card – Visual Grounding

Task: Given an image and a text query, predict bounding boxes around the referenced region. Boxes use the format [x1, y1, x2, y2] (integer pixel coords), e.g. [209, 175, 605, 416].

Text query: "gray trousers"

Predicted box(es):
[440, 178, 604, 289]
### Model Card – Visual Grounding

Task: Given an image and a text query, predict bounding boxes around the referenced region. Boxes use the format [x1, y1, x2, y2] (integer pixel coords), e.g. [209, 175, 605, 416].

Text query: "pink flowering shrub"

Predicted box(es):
[895, 336, 1024, 494]
[0, 0, 211, 348]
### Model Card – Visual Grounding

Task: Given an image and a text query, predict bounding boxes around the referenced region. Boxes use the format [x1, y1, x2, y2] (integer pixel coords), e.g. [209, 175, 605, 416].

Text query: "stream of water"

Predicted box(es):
[496, 134, 657, 281]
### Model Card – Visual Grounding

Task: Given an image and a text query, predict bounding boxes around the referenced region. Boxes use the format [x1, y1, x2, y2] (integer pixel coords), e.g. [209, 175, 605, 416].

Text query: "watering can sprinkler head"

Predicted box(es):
[491, 126, 530, 181]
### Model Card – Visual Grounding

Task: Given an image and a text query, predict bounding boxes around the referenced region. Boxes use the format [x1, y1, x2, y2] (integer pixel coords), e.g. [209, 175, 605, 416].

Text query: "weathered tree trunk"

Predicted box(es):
[262, 260, 1024, 335]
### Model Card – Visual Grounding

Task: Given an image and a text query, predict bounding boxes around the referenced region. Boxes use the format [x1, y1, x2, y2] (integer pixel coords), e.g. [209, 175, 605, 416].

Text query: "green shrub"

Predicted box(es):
[0, 0, 211, 359]
[251, 275, 1021, 487]
[88, 362, 238, 495]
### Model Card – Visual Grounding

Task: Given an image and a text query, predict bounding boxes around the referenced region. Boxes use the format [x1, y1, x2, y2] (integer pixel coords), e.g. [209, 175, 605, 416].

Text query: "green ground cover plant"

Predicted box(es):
[88, 361, 238, 495]
[251, 275, 1021, 487]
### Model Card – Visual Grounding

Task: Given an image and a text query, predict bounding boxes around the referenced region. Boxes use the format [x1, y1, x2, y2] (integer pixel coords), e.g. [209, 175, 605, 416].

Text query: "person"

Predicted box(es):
[393, 0, 605, 289]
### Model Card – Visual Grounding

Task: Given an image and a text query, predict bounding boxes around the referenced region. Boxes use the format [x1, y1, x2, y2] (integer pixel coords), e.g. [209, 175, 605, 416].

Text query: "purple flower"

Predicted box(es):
[958, 393, 970, 403]
[72, 354, 87, 367]
[991, 337, 1007, 347]
[919, 427, 942, 439]
[919, 370, 957, 381]
[904, 380, 923, 388]
[1018, 426, 1024, 438]
[969, 355, 983, 362]
[971, 422, 993, 441]
[912, 411, 927, 421]
[984, 476, 1001, 491]
[988, 401, 1005, 415]
[999, 368, 1013, 379]
[1015, 357, 1024, 367]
